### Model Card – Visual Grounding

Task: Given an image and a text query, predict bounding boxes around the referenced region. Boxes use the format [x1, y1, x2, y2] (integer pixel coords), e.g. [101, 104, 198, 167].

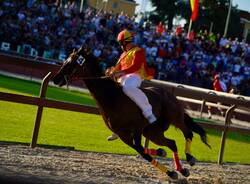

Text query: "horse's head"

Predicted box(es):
[52, 46, 95, 87]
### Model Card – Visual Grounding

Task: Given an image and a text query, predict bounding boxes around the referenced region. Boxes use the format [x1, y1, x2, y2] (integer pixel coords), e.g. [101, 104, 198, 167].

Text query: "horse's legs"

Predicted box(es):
[175, 117, 196, 166]
[179, 127, 196, 166]
[143, 124, 189, 177]
[118, 131, 178, 179]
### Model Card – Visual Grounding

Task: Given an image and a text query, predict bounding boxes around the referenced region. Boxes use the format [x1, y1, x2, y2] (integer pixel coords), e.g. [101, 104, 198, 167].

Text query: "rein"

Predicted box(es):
[63, 75, 111, 88]
[65, 51, 118, 83]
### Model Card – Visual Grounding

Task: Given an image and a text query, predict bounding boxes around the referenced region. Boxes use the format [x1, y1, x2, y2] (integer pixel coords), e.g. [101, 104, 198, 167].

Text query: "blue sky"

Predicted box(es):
[233, 0, 250, 11]
[135, 0, 250, 13]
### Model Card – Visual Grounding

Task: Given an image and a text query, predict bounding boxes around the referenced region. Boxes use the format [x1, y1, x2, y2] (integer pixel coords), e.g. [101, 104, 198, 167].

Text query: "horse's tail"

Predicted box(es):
[184, 113, 211, 149]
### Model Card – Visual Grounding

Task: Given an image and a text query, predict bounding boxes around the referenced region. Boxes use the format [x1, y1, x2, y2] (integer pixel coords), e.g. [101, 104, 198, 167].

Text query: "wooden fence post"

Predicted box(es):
[30, 72, 54, 148]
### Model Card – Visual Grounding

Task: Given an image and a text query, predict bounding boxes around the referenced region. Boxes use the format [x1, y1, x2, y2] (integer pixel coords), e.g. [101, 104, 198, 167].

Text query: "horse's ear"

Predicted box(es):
[78, 45, 86, 56]
[79, 45, 92, 56]
[78, 46, 84, 52]
[69, 49, 77, 58]
[85, 46, 92, 55]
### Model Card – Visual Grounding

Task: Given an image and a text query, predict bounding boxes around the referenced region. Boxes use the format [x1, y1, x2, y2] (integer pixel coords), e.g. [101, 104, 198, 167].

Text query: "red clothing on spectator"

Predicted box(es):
[188, 31, 195, 41]
[156, 22, 165, 35]
[175, 42, 183, 56]
[158, 48, 168, 58]
[213, 79, 223, 92]
[175, 26, 183, 36]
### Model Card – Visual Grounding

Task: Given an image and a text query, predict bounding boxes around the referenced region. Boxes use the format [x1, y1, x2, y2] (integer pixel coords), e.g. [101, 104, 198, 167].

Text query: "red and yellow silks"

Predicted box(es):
[114, 46, 155, 80]
[190, 0, 199, 21]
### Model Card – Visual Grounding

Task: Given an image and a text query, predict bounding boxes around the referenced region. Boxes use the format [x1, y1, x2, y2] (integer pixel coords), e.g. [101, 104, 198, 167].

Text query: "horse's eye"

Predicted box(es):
[76, 55, 85, 66]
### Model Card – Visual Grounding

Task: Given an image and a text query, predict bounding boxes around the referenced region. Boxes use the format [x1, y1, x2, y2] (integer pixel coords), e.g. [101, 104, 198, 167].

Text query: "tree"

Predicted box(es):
[149, 0, 188, 30]
[199, 0, 242, 38]
[149, 0, 242, 39]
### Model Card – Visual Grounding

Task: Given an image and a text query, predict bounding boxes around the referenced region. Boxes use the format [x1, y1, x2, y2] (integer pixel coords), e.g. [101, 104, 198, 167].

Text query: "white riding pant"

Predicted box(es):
[119, 73, 156, 123]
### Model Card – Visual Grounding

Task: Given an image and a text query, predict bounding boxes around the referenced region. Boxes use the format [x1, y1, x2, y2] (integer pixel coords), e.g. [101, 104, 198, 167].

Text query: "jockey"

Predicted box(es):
[106, 29, 157, 141]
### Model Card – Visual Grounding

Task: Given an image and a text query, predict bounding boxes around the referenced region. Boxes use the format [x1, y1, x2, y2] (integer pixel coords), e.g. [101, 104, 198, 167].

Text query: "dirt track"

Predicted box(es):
[0, 142, 249, 184]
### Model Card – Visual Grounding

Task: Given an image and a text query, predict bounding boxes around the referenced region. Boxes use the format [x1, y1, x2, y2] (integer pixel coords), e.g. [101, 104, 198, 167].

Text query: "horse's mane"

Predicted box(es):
[80, 50, 125, 105]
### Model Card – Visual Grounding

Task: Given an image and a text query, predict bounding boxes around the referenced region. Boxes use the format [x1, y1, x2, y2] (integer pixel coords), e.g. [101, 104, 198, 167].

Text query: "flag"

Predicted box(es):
[190, 0, 199, 21]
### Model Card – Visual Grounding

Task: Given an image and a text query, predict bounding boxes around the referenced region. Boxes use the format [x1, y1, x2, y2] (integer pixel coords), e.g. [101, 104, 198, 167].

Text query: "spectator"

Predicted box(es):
[208, 74, 227, 118]
[213, 74, 227, 92]
[156, 21, 165, 35]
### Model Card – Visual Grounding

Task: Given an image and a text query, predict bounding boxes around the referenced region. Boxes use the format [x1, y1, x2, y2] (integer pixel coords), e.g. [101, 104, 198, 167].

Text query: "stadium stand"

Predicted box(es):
[0, 0, 250, 96]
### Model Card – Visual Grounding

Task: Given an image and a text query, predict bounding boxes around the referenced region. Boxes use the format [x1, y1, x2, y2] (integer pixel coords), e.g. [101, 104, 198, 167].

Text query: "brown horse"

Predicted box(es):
[52, 46, 211, 179]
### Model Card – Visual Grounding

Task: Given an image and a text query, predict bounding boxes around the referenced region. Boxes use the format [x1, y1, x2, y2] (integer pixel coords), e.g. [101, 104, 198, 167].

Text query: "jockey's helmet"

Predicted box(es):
[117, 29, 134, 43]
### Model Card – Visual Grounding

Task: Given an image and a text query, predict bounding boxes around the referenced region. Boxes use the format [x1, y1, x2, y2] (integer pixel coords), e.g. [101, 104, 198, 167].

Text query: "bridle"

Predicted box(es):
[62, 52, 111, 85]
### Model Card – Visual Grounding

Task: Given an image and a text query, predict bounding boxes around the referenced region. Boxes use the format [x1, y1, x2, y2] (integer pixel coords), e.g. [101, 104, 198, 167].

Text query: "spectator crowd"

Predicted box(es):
[0, 0, 250, 96]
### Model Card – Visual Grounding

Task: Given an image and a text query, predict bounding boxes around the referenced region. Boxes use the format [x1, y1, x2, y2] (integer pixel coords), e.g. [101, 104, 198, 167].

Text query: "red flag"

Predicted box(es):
[190, 0, 199, 21]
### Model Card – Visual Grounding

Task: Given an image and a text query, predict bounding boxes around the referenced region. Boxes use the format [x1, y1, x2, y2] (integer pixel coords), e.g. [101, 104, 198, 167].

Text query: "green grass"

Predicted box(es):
[0, 74, 96, 106]
[0, 74, 250, 164]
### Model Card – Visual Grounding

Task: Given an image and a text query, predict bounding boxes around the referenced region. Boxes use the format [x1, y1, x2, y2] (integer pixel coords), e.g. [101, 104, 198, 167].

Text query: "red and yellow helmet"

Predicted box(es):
[117, 29, 134, 43]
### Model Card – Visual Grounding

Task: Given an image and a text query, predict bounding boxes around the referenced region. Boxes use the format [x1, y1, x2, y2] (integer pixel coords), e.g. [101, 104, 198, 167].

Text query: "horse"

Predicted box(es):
[52, 46, 211, 179]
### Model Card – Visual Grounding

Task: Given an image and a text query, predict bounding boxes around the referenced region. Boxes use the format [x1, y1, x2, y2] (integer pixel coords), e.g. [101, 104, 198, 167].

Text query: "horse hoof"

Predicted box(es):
[186, 153, 196, 166]
[188, 157, 196, 166]
[180, 168, 190, 177]
[157, 148, 167, 157]
[167, 170, 178, 180]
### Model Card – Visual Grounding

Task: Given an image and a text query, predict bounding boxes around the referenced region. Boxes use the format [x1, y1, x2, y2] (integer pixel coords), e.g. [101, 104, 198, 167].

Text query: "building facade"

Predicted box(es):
[239, 10, 250, 42]
[87, 0, 137, 17]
